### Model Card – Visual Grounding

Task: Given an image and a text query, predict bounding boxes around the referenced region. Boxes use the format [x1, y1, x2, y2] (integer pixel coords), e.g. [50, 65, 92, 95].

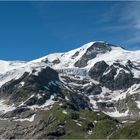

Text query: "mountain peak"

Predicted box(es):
[82, 41, 123, 51]
[29, 41, 139, 69]
[73, 41, 116, 68]
[0, 41, 139, 88]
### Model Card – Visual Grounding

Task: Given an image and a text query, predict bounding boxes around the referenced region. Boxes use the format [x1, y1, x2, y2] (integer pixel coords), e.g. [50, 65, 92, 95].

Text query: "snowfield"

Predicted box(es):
[0, 41, 140, 87]
[0, 41, 140, 120]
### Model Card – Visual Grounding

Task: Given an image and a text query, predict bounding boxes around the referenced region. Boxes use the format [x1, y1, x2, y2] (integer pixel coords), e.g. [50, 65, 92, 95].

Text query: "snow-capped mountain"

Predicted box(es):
[0, 41, 140, 123]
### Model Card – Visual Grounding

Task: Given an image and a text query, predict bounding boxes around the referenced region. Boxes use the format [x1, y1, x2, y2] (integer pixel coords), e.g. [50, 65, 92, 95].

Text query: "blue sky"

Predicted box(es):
[0, 1, 140, 61]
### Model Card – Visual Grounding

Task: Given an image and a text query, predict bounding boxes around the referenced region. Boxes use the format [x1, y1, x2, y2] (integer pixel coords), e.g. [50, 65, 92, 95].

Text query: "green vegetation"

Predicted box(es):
[36, 105, 119, 139]
[111, 120, 140, 139]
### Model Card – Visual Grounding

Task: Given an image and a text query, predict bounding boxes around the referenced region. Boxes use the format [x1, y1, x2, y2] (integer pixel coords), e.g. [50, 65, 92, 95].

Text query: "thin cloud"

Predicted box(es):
[119, 2, 140, 48]
[100, 2, 140, 49]
[119, 2, 140, 29]
[32, 1, 140, 50]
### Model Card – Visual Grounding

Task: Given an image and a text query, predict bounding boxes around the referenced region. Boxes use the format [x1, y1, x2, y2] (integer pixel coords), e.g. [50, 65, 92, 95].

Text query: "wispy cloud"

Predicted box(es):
[31, 1, 140, 50]
[120, 2, 140, 48]
[120, 2, 140, 29]
[99, 2, 140, 49]
[96, 1, 140, 49]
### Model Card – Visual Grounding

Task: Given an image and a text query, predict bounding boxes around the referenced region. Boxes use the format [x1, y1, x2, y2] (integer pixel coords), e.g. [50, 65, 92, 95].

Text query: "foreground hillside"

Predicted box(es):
[0, 105, 120, 139]
[111, 119, 140, 139]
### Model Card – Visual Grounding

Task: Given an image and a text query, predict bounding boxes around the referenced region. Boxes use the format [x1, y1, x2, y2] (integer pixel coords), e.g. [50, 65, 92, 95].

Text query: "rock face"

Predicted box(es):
[1, 107, 34, 119]
[74, 42, 112, 67]
[0, 66, 60, 106]
[88, 61, 109, 81]
[0, 41, 139, 139]
[88, 61, 139, 90]
[0, 108, 120, 139]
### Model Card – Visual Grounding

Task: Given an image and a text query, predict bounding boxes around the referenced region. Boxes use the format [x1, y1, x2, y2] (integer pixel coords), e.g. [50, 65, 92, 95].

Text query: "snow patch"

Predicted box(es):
[89, 95, 98, 109]
[62, 110, 68, 114]
[87, 130, 93, 135]
[65, 96, 69, 101]
[136, 101, 140, 109]
[76, 122, 82, 126]
[19, 81, 25, 87]
[37, 94, 42, 99]
[0, 100, 15, 114]
[28, 95, 55, 110]
[104, 108, 129, 118]
[14, 114, 36, 122]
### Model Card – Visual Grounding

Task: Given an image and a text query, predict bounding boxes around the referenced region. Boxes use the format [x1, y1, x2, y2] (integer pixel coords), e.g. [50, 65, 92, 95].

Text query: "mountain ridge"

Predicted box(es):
[0, 41, 140, 139]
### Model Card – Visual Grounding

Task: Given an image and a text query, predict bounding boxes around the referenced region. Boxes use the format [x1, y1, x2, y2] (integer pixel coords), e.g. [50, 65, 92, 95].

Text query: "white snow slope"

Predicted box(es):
[0, 41, 139, 87]
[0, 41, 140, 119]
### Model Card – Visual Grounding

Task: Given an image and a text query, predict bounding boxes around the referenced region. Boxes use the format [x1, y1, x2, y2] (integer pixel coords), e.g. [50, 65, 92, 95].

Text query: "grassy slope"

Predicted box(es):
[35, 105, 119, 139]
[111, 120, 140, 139]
